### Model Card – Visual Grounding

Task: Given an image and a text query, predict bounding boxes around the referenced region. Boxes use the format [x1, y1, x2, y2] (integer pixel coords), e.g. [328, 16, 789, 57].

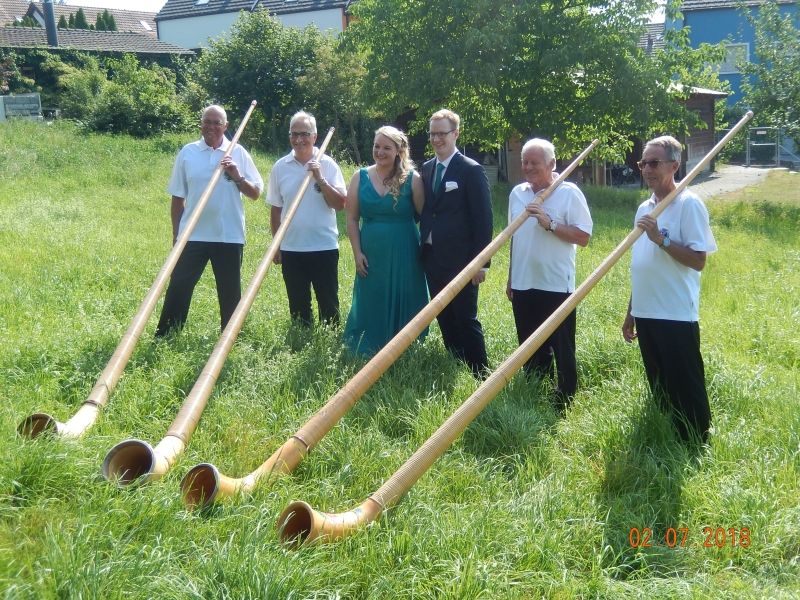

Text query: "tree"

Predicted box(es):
[196, 10, 324, 150]
[95, 10, 117, 31]
[68, 13, 75, 28]
[57, 15, 68, 29]
[73, 8, 89, 30]
[347, 0, 725, 159]
[297, 40, 377, 162]
[14, 15, 40, 27]
[740, 1, 800, 140]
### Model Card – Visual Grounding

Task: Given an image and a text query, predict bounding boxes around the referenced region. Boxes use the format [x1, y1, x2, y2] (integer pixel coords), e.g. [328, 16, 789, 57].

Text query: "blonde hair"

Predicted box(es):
[374, 125, 414, 202]
[430, 109, 460, 131]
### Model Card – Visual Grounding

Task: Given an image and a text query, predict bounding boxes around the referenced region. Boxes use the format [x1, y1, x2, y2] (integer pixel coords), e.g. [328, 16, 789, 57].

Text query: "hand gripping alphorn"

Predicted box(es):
[179, 139, 600, 509]
[18, 101, 259, 440]
[101, 128, 337, 484]
[277, 111, 754, 546]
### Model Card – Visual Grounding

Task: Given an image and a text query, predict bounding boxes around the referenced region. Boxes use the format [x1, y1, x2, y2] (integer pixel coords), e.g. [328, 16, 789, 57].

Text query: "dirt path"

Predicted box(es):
[688, 164, 778, 200]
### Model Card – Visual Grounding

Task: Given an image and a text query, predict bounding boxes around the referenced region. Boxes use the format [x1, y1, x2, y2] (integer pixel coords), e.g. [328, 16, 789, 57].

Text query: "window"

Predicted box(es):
[139, 20, 152, 31]
[195, 0, 210, 5]
[719, 43, 749, 75]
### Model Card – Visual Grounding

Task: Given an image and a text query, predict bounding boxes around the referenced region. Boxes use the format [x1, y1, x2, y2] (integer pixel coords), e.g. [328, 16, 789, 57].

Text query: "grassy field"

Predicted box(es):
[0, 120, 798, 599]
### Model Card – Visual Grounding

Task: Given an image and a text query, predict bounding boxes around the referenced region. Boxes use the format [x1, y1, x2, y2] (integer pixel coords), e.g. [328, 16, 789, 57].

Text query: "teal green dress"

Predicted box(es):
[344, 168, 429, 355]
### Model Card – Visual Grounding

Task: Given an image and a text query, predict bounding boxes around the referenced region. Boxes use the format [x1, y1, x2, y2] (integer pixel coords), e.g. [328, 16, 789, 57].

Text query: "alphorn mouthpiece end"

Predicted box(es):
[18, 413, 59, 438]
[250, 99, 257, 106]
[102, 439, 155, 485]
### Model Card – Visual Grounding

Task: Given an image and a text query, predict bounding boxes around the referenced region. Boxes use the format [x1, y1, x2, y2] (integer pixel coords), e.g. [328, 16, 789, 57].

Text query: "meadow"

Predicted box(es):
[0, 120, 797, 599]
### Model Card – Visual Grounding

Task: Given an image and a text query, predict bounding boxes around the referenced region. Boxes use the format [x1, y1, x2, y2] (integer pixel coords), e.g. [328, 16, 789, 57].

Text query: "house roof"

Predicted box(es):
[156, 0, 350, 22]
[0, 2, 157, 37]
[638, 22, 665, 53]
[0, 0, 35, 24]
[680, 0, 796, 10]
[0, 25, 194, 54]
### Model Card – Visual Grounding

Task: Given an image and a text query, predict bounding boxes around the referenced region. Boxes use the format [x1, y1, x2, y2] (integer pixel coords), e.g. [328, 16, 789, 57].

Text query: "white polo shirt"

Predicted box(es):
[168, 137, 263, 245]
[630, 189, 717, 322]
[267, 150, 346, 252]
[508, 181, 593, 293]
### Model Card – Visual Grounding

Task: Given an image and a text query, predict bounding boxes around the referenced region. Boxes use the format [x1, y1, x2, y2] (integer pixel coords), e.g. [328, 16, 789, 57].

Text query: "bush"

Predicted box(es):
[60, 54, 194, 136]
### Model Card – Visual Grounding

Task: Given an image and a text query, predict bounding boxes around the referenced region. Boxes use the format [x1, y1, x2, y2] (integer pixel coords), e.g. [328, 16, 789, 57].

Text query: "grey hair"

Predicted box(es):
[521, 138, 556, 163]
[645, 135, 683, 162]
[203, 105, 227, 124]
[290, 111, 317, 134]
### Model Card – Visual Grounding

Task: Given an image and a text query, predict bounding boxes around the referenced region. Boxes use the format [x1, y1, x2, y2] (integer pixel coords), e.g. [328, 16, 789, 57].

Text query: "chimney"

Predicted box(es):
[43, 0, 59, 47]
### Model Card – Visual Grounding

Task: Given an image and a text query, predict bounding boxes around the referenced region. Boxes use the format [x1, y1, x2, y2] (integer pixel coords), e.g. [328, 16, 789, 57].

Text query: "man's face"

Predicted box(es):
[428, 118, 459, 160]
[639, 145, 679, 192]
[201, 108, 227, 148]
[289, 118, 317, 157]
[521, 147, 554, 190]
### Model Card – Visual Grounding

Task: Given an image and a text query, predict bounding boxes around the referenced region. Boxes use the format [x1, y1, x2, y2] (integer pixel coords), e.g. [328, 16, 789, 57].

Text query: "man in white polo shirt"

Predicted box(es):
[507, 138, 593, 410]
[622, 135, 717, 443]
[155, 104, 263, 337]
[268, 111, 347, 326]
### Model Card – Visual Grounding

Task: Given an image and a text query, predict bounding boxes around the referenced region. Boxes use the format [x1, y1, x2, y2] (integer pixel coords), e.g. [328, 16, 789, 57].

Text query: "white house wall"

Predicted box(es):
[158, 12, 241, 49]
[158, 9, 343, 49]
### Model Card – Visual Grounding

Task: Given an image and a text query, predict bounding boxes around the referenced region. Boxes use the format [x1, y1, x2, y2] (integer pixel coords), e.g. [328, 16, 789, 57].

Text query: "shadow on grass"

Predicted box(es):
[597, 398, 706, 580]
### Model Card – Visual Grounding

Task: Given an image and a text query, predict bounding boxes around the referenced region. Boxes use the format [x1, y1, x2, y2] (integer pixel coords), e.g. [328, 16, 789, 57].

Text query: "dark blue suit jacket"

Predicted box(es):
[420, 152, 493, 275]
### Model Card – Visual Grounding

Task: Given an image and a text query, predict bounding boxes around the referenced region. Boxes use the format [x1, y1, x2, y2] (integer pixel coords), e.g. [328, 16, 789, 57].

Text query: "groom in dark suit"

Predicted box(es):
[420, 109, 493, 378]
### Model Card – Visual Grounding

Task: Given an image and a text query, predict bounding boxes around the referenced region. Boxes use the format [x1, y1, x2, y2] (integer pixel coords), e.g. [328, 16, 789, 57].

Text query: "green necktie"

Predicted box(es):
[433, 162, 445, 193]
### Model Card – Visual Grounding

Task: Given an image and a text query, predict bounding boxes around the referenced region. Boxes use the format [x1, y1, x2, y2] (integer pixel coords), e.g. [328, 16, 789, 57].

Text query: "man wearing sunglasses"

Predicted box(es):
[622, 135, 717, 443]
[156, 104, 263, 337]
[267, 111, 347, 327]
[420, 109, 493, 379]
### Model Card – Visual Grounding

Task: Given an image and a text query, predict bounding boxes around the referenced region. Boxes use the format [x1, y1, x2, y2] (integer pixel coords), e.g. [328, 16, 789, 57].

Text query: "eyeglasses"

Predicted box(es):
[637, 159, 674, 170]
[428, 130, 455, 139]
[289, 131, 314, 138]
[201, 118, 225, 126]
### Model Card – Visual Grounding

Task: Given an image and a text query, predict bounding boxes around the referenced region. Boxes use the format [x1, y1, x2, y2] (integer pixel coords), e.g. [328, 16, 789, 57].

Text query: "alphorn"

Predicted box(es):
[101, 128, 336, 484]
[18, 101, 259, 439]
[180, 139, 600, 509]
[277, 111, 755, 545]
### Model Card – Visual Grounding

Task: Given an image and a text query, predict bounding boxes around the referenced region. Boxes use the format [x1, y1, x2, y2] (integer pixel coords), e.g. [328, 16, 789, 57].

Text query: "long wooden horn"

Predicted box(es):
[101, 128, 337, 485]
[277, 111, 755, 545]
[179, 139, 600, 509]
[18, 101, 259, 439]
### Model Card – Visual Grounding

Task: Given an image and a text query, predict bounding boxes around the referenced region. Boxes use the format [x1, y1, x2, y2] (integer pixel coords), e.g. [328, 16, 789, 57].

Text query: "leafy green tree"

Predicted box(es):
[57, 15, 68, 28]
[347, 0, 725, 159]
[106, 11, 117, 32]
[740, 1, 800, 140]
[196, 10, 324, 150]
[297, 40, 377, 162]
[68, 13, 75, 28]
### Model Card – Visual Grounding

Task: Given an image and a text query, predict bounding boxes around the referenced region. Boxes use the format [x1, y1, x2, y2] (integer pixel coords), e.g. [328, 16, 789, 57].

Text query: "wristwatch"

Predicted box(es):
[548, 220, 558, 232]
[659, 227, 670, 248]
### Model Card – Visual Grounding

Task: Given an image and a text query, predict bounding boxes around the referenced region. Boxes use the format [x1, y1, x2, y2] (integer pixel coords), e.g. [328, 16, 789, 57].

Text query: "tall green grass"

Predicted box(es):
[0, 121, 797, 598]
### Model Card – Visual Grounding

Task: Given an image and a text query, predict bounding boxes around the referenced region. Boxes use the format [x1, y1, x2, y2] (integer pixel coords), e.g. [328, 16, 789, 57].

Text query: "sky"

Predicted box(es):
[61, 0, 167, 12]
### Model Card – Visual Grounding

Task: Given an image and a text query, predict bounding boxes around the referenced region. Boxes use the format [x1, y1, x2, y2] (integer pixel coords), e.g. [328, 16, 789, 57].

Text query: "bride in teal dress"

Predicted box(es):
[343, 126, 429, 355]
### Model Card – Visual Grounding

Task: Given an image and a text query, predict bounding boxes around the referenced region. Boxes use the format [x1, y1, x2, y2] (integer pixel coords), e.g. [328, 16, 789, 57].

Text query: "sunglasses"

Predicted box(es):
[637, 159, 675, 170]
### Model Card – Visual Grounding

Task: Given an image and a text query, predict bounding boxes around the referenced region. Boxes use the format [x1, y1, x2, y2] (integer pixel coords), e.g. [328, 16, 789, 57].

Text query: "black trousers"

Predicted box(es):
[280, 249, 340, 326]
[635, 317, 711, 442]
[511, 288, 577, 400]
[156, 241, 243, 336]
[424, 266, 488, 378]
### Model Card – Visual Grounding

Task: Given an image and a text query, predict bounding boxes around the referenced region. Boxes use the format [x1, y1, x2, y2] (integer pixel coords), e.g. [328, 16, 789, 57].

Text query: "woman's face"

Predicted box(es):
[373, 134, 399, 168]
